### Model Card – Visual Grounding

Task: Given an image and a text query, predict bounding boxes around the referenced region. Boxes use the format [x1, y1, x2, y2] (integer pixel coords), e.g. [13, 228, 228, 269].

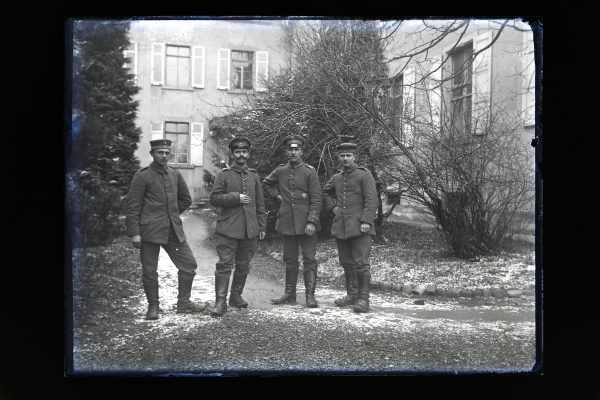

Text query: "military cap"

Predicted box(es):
[282, 134, 304, 149]
[336, 142, 358, 153]
[228, 135, 252, 151]
[150, 139, 172, 150]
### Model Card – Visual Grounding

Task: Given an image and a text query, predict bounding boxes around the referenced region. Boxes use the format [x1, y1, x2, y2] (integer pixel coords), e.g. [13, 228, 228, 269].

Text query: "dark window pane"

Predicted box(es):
[177, 123, 189, 133]
[178, 153, 187, 164]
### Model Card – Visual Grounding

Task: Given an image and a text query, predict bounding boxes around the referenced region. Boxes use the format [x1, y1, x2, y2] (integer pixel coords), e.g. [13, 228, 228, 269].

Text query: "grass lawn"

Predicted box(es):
[252, 220, 535, 292]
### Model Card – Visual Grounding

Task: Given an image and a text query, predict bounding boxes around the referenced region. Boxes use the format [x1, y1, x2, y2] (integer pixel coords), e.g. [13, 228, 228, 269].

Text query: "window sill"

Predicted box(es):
[169, 164, 196, 169]
[227, 89, 255, 95]
[161, 86, 195, 92]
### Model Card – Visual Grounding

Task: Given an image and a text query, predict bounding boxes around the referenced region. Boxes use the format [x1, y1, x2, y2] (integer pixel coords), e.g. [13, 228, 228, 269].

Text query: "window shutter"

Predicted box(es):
[192, 46, 205, 88]
[151, 121, 163, 141]
[402, 67, 416, 147]
[255, 51, 269, 92]
[522, 30, 535, 127]
[217, 48, 230, 90]
[429, 55, 443, 130]
[151, 42, 165, 85]
[123, 42, 138, 81]
[472, 31, 493, 135]
[190, 123, 204, 166]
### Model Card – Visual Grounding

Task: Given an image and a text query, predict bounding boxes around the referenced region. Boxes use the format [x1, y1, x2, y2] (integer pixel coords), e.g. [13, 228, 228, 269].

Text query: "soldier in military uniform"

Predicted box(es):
[262, 135, 323, 308]
[322, 142, 378, 313]
[124, 139, 208, 320]
[209, 134, 266, 317]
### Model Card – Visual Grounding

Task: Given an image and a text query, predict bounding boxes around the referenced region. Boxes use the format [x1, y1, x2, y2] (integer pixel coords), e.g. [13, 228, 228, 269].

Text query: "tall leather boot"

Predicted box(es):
[353, 269, 371, 313]
[143, 281, 160, 320]
[271, 267, 298, 304]
[304, 269, 318, 308]
[334, 266, 358, 307]
[176, 275, 208, 313]
[229, 270, 249, 308]
[210, 274, 230, 317]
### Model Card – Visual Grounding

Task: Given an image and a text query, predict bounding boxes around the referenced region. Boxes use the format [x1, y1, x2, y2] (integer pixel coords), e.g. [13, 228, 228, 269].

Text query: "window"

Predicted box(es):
[165, 45, 190, 87]
[450, 44, 473, 135]
[217, 49, 269, 91]
[389, 75, 403, 136]
[231, 50, 254, 90]
[123, 42, 137, 82]
[164, 122, 189, 164]
[522, 30, 535, 127]
[387, 68, 415, 148]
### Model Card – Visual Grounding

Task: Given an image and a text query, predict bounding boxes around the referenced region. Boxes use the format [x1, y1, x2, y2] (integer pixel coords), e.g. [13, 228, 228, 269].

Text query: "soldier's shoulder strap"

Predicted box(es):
[304, 163, 315, 170]
[136, 166, 149, 173]
[358, 166, 370, 172]
[278, 163, 287, 168]
[222, 167, 231, 171]
[248, 167, 258, 173]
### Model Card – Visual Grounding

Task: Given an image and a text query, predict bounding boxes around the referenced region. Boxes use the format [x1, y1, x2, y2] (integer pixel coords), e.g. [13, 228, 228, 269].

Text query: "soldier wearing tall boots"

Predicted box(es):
[322, 142, 378, 313]
[262, 135, 323, 308]
[125, 139, 208, 320]
[209, 134, 266, 317]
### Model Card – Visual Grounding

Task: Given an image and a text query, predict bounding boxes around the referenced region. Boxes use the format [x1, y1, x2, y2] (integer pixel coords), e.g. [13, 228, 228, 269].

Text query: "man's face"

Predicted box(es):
[151, 149, 171, 166]
[338, 152, 355, 168]
[285, 146, 303, 162]
[233, 148, 250, 165]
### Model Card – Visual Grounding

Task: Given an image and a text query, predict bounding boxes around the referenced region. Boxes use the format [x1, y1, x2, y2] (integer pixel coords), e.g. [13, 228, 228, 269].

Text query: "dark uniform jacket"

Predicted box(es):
[209, 164, 266, 240]
[322, 164, 378, 239]
[262, 161, 322, 235]
[125, 161, 192, 244]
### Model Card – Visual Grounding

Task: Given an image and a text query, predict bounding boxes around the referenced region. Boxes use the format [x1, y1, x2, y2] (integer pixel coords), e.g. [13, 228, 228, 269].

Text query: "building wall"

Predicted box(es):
[128, 20, 287, 201]
[385, 20, 536, 224]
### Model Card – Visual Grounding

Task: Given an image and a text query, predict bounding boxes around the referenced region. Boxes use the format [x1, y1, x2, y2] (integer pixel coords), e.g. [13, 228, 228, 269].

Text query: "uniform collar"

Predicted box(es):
[231, 164, 249, 173]
[287, 160, 304, 169]
[342, 164, 358, 173]
[150, 161, 169, 174]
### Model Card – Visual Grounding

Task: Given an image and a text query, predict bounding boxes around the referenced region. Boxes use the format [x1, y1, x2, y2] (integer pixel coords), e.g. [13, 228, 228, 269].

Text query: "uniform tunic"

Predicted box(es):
[124, 161, 197, 286]
[125, 161, 192, 244]
[262, 161, 322, 235]
[209, 164, 266, 240]
[322, 164, 378, 239]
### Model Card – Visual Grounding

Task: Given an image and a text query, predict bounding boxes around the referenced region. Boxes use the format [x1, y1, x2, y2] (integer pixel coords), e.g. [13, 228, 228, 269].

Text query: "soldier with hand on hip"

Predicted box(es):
[209, 134, 266, 317]
[124, 139, 208, 320]
[322, 142, 378, 313]
[262, 135, 323, 308]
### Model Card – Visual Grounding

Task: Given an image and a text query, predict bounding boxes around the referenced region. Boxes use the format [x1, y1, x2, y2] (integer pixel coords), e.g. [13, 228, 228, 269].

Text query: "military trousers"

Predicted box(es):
[215, 233, 258, 279]
[282, 234, 318, 273]
[336, 234, 372, 275]
[140, 224, 197, 286]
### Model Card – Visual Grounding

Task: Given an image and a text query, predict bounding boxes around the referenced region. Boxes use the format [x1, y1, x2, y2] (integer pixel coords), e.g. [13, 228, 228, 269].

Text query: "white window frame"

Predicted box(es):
[255, 51, 269, 92]
[190, 122, 204, 166]
[191, 46, 205, 89]
[151, 121, 163, 141]
[150, 42, 165, 85]
[217, 48, 231, 90]
[522, 30, 535, 127]
[123, 41, 138, 83]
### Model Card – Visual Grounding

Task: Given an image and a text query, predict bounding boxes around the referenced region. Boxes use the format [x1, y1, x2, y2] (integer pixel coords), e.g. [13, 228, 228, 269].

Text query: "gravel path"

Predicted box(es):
[69, 211, 537, 375]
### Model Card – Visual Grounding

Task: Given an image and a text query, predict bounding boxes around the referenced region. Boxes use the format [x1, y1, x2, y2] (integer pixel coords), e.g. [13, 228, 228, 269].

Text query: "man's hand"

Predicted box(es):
[304, 222, 316, 236]
[360, 223, 370, 233]
[259, 231, 266, 240]
[333, 206, 339, 215]
[276, 194, 282, 201]
[131, 235, 141, 249]
[239, 194, 252, 204]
